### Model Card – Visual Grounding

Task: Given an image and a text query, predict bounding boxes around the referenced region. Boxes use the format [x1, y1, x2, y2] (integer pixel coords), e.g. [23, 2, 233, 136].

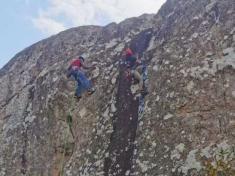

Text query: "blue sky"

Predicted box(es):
[0, 0, 166, 69]
[0, 0, 48, 68]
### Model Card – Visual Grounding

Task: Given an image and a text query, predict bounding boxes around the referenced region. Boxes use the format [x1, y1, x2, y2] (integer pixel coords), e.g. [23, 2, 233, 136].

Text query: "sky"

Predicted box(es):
[0, 0, 166, 69]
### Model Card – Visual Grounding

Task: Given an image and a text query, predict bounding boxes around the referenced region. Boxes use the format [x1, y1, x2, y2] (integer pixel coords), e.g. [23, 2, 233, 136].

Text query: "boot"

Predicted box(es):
[74, 93, 82, 101]
[141, 89, 148, 96]
[87, 88, 96, 95]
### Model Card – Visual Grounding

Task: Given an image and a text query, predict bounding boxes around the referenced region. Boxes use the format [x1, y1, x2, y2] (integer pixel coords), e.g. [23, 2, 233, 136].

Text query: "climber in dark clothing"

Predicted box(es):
[67, 56, 95, 100]
[123, 48, 146, 94]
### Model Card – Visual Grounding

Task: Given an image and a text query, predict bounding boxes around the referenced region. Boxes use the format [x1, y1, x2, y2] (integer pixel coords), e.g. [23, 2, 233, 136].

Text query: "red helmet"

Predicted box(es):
[125, 48, 133, 57]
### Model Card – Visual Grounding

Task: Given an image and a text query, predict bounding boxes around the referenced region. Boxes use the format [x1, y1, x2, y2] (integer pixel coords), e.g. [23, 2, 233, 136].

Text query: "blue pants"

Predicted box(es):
[70, 69, 93, 96]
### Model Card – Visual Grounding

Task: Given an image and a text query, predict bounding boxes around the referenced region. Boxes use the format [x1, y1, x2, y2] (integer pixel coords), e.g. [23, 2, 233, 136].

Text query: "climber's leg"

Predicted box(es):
[77, 70, 95, 95]
[132, 69, 144, 91]
[75, 81, 83, 100]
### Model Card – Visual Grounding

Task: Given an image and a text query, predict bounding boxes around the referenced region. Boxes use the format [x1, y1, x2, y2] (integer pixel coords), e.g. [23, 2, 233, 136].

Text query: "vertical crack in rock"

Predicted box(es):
[104, 30, 152, 176]
[21, 104, 31, 175]
[21, 127, 28, 175]
[104, 64, 139, 176]
[20, 88, 34, 175]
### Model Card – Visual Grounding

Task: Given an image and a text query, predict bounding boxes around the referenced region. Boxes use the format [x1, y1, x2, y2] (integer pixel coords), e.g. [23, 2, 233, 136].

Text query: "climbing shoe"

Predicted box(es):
[87, 88, 96, 95]
[76, 96, 82, 101]
[132, 78, 139, 85]
[141, 89, 149, 97]
[74, 94, 82, 101]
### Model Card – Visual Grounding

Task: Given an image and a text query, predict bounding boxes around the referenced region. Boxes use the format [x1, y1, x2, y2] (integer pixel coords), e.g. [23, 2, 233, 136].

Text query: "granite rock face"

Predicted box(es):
[0, 0, 234, 175]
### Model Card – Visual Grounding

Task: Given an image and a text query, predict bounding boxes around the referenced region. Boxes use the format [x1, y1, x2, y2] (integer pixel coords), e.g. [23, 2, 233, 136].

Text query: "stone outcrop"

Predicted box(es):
[0, 0, 234, 175]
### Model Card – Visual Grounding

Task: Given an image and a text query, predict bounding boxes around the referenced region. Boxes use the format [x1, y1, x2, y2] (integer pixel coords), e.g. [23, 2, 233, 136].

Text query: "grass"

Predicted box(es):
[204, 148, 235, 176]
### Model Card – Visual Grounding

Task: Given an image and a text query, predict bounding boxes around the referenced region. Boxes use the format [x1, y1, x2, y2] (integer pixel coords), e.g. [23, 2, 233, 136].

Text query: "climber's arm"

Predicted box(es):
[81, 60, 96, 69]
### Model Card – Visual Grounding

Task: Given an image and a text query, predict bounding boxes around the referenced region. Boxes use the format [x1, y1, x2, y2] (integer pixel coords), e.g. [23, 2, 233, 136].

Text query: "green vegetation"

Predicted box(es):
[204, 148, 235, 176]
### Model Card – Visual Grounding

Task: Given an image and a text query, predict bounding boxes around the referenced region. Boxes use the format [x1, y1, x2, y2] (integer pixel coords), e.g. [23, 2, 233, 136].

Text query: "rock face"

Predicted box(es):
[0, 0, 235, 175]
